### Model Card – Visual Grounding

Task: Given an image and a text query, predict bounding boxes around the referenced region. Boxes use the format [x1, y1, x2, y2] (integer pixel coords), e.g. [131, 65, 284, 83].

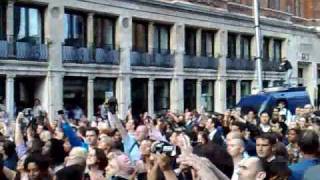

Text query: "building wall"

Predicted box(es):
[0, 0, 319, 120]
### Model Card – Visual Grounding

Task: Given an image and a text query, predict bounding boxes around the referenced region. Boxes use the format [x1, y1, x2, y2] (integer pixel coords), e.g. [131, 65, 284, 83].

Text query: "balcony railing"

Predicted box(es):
[130, 49, 174, 68]
[62, 44, 119, 65]
[226, 58, 255, 70]
[262, 60, 281, 71]
[0, 39, 48, 61]
[184, 55, 218, 69]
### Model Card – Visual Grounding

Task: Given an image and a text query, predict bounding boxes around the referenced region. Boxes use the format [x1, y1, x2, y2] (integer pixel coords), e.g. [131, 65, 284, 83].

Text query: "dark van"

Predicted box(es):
[237, 87, 311, 115]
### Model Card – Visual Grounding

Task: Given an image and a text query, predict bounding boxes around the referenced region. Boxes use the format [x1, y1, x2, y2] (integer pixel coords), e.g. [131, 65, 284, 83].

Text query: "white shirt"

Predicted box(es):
[208, 129, 217, 141]
[260, 124, 271, 133]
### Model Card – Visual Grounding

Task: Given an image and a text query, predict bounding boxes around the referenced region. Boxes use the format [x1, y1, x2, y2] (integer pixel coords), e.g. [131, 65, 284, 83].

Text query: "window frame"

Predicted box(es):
[132, 20, 148, 53]
[154, 24, 171, 54]
[93, 15, 116, 50]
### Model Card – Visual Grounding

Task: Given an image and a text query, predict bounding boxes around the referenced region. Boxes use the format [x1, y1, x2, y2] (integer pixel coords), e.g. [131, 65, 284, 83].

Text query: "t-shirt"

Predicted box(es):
[289, 158, 320, 180]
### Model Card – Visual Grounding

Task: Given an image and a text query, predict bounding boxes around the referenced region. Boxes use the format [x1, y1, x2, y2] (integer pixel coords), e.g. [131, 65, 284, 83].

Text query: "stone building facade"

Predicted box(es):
[0, 0, 320, 120]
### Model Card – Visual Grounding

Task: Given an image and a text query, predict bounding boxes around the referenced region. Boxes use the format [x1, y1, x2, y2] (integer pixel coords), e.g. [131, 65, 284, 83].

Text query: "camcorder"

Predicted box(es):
[151, 141, 176, 157]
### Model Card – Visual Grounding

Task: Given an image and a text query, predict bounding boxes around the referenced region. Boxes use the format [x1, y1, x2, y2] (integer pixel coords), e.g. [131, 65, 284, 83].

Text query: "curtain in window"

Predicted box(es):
[241, 36, 251, 60]
[94, 17, 114, 49]
[14, 7, 41, 43]
[185, 28, 196, 56]
[133, 22, 147, 52]
[0, 5, 6, 40]
[274, 40, 282, 62]
[228, 34, 236, 59]
[64, 13, 85, 46]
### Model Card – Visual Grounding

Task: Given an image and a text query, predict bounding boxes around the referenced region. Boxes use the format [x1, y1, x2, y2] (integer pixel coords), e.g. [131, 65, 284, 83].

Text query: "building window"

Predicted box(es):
[0, 4, 6, 40]
[185, 28, 197, 56]
[64, 11, 86, 47]
[240, 35, 251, 60]
[227, 33, 237, 59]
[132, 21, 148, 53]
[201, 80, 214, 112]
[94, 16, 115, 49]
[14, 5, 43, 43]
[273, 39, 282, 62]
[154, 80, 170, 113]
[295, 0, 301, 16]
[154, 24, 170, 54]
[268, 0, 280, 10]
[201, 31, 214, 57]
[241, 80, 251, 97]
[227, 80, 237, 109]
[298, 68, 303, 78]
[263, 37, 270, 61]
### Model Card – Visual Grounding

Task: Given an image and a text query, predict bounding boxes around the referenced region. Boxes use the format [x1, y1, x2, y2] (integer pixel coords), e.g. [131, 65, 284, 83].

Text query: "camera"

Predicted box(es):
[105, 97, 118, 114]
[151, 141, 176, 157]
[23, 108, 33, 117]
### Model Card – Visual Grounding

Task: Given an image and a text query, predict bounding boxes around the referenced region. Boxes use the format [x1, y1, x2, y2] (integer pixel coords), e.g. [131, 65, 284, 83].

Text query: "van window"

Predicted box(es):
[237, 95, 268, 114]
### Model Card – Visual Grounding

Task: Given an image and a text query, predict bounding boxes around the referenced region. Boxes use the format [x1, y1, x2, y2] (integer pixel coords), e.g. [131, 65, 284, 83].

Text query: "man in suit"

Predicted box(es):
[205, 117, 225, 146]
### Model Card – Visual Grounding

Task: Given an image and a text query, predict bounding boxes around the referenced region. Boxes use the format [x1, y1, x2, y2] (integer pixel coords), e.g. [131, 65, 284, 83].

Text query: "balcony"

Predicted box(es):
[62, 44, 119, 65]
[130, 48, 174, 68]
[262, 60, 281, 71]
[0, 39, 48, 61]
[226, 58, 255, 71]
[184, 55, 218, 69]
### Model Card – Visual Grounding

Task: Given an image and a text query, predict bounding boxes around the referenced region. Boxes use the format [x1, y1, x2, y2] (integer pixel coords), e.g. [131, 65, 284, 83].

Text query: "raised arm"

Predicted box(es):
[14, 112, 24, 146]
[111, 113, 128, 139]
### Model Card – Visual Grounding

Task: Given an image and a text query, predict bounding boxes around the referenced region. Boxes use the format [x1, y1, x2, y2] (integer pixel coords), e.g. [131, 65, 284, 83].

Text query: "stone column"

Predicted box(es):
[196, 28, 202, 56]
[171, 23, 185, 74]
[45, 4, 65, 69]
[236, 80, 241, 103]
[115, 15, 132, 118]
[87, 76, 95, 121]
[6, 1, 14, 42]
[116, 75, 131, 120]
[306, 63, 318, 106]
[236, 34, 241, 59]
[170, 77, 184, 113]
[87, 13, 94, 48]
[5, 74, 15, 121]
[196, 79, 202, 112]
[170, 23, 185, 113]
[47, 72, 63, 122]
[148, 78, 155, 117]
[148, 22, 155, 54]
[116, 15, 132, 73]
[214, 30, 227, 113]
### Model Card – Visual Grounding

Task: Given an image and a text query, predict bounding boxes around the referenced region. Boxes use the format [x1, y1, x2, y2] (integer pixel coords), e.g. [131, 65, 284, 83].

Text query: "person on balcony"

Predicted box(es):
[279, 58, 293, 87]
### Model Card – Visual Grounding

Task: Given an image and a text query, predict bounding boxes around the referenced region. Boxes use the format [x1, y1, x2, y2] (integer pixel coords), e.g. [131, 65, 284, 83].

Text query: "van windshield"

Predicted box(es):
[237, 95, 268, 114]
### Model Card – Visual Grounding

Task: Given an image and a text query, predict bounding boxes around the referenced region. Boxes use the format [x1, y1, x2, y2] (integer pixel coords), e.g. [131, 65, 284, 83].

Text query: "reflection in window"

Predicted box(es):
[201, 80, 214, 112]
[201, 31, 214, 57]
[241, 81, 251, 97]
[185, 28, 197, 56]
[227, 33, 237, 59]
[295, 0, 301, 16]
[241, 36, 251, 60]
[154, 24, 170, 54]
[64, 12, 86, 47]
[132, 21, 148, 52]
[94, 16, 115, 49]
[154, 80, 170, 113]
[14, 6, 42, 43]
[274, 40, 282, 62]
[0, 5, 6, 40]
[263, 37, 270, 61]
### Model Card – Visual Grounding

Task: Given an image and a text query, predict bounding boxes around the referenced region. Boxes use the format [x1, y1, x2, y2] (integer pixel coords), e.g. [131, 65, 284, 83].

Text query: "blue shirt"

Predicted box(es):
[289, 158, 319, 180]
[123, 134, 140, 164]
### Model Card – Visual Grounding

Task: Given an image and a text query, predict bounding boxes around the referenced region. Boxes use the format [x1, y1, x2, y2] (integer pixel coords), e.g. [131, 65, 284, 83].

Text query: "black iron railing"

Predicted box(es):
[184, 55, 218, 69]
[130, 48, 174, 68]
[226, 58, 255, 70]
[0, 36, 48, 61]
[62, 43, 119, 65]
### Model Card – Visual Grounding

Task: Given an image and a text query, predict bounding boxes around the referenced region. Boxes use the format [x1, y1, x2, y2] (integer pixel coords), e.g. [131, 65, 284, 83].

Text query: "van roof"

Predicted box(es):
[259, 87, 306, 95]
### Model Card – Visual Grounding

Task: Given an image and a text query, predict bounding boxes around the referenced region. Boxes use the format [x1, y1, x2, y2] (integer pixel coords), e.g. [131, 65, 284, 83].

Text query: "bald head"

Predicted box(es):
[227, 138, 245, 158]
[134, 125, 148, 142]
[238, 157, 266, 180]
[226, 131, 242, 143]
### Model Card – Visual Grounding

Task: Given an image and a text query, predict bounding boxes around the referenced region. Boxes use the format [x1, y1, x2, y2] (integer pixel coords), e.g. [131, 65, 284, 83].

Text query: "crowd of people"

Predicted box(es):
[0, 98, 319, 180]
